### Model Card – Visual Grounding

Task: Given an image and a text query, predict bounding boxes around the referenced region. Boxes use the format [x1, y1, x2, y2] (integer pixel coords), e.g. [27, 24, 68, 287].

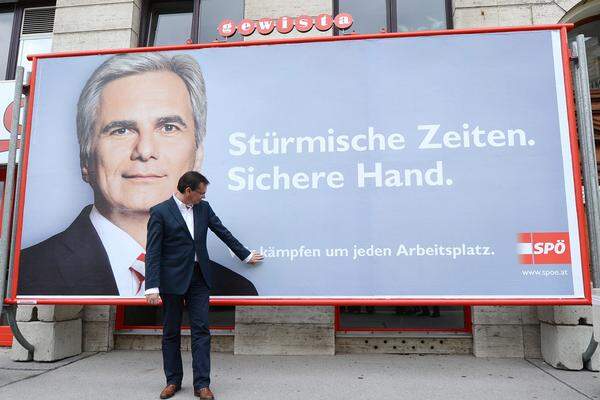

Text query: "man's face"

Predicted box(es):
[83, 71, 204, 214]
[184, 182, 207, 205]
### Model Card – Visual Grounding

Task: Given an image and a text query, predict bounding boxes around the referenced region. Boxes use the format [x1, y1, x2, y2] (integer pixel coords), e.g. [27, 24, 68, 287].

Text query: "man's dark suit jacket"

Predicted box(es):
[17, 204, 257, 296]
[146, 198, 252, 295]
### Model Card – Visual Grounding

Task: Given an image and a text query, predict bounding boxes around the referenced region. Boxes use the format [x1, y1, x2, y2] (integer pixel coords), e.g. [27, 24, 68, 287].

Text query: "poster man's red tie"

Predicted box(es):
[129, 253, 145, 295]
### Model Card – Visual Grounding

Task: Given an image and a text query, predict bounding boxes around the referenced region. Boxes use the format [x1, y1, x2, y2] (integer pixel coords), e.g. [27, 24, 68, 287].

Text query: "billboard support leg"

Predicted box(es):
[0, 66, 34, 355]
[5, 304, 33, 359]
[572, 34, 600, 362]
[571, 36, 600, 289]
[582, 332, 598, 364]
[6, 81, 30, 299]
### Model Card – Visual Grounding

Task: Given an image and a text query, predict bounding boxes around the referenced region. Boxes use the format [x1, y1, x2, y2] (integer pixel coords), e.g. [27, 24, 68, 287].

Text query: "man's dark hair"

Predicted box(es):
[177, 171, 210, 193]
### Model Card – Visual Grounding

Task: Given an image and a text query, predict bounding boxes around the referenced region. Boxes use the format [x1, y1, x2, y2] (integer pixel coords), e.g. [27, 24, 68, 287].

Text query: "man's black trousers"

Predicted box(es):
[160, 263, 211, 390]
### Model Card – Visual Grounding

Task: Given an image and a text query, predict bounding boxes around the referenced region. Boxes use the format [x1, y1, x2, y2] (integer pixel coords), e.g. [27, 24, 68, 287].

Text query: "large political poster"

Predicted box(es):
[8, 27, 591, 303]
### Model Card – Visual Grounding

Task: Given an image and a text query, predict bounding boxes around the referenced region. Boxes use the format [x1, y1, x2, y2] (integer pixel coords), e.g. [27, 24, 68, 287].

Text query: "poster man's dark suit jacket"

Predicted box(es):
[145, 198, 252, 295]
[17, 204, 257, 296]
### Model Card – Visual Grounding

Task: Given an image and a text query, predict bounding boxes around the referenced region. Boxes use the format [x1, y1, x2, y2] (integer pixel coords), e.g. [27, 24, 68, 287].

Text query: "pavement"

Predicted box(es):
[0, 348, 599, 400]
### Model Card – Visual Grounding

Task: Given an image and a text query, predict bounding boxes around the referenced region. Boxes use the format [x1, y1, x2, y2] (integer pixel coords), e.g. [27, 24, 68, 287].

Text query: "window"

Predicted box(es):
[337, 305, 471, 332]
[0, 7, 15, 79]
[336, 0, 387, 35]
[0, 2, 55, 80]
[147, 1, 193, 46]
[198, 0, 243, 43]
[396, 1, 448, 32]
[16, 6, 55, 74]
[335, 0, 451, 35]
[142, 0, 244, 46]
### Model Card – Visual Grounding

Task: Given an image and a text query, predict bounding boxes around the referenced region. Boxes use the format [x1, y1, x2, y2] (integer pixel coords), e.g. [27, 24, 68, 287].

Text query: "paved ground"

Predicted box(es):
[0, 349, 599, 399]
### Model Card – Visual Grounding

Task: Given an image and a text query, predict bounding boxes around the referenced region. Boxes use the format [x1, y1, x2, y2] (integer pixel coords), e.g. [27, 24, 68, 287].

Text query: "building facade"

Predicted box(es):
[1, 0, 599, 369]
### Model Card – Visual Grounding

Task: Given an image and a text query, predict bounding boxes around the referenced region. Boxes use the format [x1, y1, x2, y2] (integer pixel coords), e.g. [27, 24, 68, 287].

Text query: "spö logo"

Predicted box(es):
[517, 232, 571, 265]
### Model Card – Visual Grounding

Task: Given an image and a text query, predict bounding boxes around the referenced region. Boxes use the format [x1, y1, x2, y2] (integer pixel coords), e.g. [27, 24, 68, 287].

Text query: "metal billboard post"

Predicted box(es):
[0, 66, 34, 357]
[6, 76, 29, 299]
[571, 34, 600, 362]
[572, 35, 600, 288]
[0, 67, 24, 308]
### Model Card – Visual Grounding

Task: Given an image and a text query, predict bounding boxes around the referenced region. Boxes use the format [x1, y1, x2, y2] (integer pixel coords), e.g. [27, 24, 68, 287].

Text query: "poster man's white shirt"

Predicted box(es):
[90, 206, 145, 296]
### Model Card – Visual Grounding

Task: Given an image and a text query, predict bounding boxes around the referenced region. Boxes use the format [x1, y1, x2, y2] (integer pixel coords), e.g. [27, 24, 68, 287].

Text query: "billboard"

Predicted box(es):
[6, 26, 592, 304]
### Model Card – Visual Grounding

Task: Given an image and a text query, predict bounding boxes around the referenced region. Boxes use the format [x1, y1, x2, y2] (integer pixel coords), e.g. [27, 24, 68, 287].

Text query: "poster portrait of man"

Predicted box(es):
[11, 32, 588, 302]
[16, 52, 258, 297]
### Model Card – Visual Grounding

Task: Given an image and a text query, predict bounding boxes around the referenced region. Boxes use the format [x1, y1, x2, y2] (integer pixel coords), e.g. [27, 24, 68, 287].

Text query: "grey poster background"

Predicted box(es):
[19, 31, 582, 297]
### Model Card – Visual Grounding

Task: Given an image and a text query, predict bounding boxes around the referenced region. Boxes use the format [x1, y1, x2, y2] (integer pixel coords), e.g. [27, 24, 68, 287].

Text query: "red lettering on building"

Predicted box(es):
[217, 19, 237, 37]
[334, 13, 353, 30]
[276, 16, 294, 34]
[315, 14, 334, 31]
[218, 13, 353, 38]
[257, 18, 275, 35]
[238, 19, 256, 36]
[295, 15, 314, 33]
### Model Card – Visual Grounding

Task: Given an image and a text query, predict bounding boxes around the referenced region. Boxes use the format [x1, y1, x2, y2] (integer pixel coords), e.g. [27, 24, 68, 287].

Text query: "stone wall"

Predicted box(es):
[453, 0, 580, 27]
[234, 306, 335, 355]
[472, 306, 541, 358]
[12, 305, 83, 361]
[116, 332, 234, 353]
[52, 0, 141, 51]
[539, 306, 595, 370]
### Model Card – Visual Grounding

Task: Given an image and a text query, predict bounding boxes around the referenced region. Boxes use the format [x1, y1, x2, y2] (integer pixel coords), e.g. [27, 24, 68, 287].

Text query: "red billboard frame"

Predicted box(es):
[3, 23, 592, 306]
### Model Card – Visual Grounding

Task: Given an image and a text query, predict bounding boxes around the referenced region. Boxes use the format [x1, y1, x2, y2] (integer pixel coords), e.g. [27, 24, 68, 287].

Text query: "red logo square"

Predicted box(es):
[517, 232, 571, 265]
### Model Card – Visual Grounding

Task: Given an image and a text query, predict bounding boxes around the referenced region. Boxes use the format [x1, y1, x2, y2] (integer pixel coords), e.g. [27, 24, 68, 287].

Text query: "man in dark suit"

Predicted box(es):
[17, 52, 257, 297]
[146, 171, 263, 400]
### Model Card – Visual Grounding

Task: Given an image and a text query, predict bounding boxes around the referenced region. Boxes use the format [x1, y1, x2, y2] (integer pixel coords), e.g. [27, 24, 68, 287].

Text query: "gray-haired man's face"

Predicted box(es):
[82, 70, 204, 215]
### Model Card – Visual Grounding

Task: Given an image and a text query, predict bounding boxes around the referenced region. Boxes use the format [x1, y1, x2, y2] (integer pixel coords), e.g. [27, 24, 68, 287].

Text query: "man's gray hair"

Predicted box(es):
[76, 52, 206, 165]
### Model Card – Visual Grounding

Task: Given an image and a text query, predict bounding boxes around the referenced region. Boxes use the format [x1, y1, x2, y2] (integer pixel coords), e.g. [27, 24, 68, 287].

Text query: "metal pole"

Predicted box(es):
[572, 35, 600, 362]
[6, 76, 29, 299]
[5, 304, 33, 357]
[572, 35, 600, 288]
[0, 67, 34, 358]
[0, 67, 24, 309]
